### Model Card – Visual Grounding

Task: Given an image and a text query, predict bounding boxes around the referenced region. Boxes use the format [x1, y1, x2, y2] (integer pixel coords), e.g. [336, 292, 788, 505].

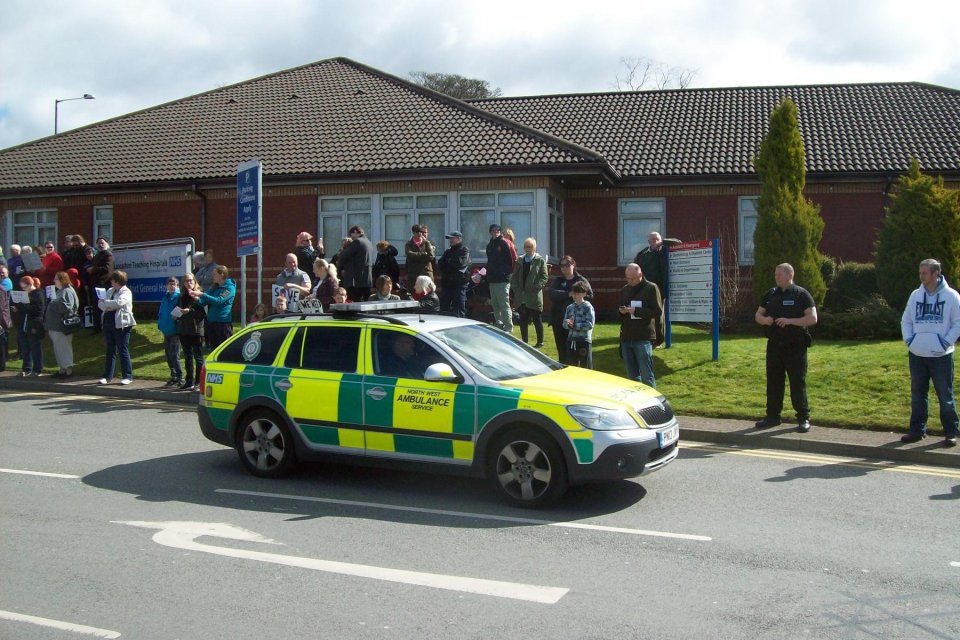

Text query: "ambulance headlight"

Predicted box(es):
[567, 405, 638, 431]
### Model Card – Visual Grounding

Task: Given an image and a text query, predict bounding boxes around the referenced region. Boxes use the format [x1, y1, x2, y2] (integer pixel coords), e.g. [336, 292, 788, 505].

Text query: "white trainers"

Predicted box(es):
[98, 378, 109, 384]
[120, 379, 132, 385]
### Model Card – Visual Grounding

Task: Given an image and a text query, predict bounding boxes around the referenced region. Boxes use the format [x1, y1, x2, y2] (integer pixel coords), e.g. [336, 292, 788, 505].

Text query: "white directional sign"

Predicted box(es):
[116, 521, 569, 604]
[668, 240, 714, 322]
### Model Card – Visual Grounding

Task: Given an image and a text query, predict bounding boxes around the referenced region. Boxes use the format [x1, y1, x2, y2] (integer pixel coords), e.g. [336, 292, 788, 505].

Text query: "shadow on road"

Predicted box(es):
[82, 450, 649, 529]
[929, 484, 960, 501]
[764, 460, 880, 482]
[0, 392, 192, 415]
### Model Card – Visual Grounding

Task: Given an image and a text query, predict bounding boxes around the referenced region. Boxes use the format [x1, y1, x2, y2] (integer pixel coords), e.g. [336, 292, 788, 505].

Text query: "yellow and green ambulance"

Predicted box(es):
[198, 301, 678, 507]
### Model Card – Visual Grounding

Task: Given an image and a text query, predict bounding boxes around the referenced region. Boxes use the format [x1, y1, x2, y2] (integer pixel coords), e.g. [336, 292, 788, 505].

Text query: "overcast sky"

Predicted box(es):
[2, 0, 959, 150]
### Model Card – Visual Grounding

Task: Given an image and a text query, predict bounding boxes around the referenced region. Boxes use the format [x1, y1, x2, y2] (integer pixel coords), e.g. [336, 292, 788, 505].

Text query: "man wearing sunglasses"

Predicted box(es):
[38, 241, 64, 288]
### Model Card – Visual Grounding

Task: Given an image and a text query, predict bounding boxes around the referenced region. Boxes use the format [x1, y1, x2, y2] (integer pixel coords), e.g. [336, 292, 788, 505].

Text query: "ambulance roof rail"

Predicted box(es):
[331, 300, 422, 325]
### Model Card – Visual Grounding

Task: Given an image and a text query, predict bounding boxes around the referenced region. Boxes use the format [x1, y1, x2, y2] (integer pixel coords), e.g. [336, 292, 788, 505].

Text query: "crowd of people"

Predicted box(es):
[0, 226, 650, 384]
[1, 228, 956, 447]
[0, 236, 238, 390]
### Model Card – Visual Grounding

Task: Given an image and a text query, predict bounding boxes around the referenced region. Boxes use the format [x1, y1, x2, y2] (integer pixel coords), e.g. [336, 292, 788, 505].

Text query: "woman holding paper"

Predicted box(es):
[17, 276, 45, 377]
[97, 270, 137, 385]
[175, 273, 206, 391]
[44, 271, 80, 379]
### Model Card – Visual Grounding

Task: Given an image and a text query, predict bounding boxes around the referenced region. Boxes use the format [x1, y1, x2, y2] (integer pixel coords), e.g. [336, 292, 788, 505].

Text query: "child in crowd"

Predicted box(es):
[272, 294, 289, 316]
[248, 303, 269, 324]
[332, 287, 350, 305]
[563, 281, 595, 369]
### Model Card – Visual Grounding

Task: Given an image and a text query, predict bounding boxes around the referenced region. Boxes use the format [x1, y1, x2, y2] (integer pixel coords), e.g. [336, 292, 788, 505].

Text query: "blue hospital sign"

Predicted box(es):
[236, 159, 262, 257]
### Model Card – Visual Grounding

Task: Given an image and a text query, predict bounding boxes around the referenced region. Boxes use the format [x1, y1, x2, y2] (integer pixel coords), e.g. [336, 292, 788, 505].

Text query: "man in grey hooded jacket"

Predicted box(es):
[900, 258, 960, 447]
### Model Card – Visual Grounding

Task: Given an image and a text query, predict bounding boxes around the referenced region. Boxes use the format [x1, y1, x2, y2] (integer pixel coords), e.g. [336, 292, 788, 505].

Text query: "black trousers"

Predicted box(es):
[553, 321, 569, 363]
[206, 322, 233, 351]
[765, 340, 809, 421]
[517, 305, 543, 344]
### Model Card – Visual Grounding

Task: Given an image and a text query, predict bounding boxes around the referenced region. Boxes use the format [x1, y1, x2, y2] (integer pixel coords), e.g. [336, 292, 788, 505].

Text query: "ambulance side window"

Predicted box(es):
[372, 330, 450, 379]
[290, 326, 362, 373]
[217, 327, 291, 366]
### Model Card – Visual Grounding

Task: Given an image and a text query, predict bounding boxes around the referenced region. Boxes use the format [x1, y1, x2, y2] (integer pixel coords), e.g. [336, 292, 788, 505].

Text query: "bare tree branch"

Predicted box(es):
[615, 56, 697, 91]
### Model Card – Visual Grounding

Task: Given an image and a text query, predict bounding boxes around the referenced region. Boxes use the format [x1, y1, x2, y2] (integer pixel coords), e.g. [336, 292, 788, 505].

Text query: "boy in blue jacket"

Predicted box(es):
[563, 281, 595, 369]
[157, 276, 182, 386]
[198, 265, 236, 350]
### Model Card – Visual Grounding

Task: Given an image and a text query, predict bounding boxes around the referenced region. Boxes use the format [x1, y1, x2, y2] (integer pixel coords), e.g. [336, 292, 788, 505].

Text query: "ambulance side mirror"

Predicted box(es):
[424, 363, 462, 383]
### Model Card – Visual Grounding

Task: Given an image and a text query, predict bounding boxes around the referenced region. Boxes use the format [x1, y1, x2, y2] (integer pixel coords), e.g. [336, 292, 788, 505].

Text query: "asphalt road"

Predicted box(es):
[1, 391, 958, 639]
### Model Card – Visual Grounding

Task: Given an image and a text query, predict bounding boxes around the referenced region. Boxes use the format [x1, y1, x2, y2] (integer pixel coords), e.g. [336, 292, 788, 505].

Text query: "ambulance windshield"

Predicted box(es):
[432, 324, 563, 381]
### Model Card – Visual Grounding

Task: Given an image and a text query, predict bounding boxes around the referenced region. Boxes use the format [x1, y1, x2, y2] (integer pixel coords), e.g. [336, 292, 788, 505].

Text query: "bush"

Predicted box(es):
[819, 254, 837, 289]
[875, 158, 960, 309]
[815, 295, 901, 339]
[824, 261, 880, 311]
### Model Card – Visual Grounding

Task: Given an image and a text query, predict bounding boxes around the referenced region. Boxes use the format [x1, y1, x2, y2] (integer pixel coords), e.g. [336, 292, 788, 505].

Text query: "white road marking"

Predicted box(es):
[682, 442, 960, 479]
[951, 562, 960, 568]
[115, 521, 569, 604]
[0, 467, 79, 479]
[0, 609, 120, 638]
[215, 488, 713, 541]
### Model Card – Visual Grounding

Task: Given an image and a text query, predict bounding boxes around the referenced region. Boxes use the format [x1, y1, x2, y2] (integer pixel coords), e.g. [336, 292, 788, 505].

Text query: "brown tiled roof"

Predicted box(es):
[473, 83, 960, 180]
[0, 58, 611, 192]
[3, 58, 959, 194]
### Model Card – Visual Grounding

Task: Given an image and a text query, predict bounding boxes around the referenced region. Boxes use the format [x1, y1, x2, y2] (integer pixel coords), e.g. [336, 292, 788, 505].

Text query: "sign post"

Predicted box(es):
[668, 238, 720, 360]
[236, 159, 263, 326]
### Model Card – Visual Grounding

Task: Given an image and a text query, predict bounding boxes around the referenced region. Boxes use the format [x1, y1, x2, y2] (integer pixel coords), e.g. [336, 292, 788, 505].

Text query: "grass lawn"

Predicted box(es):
[10, 320, 950, 432]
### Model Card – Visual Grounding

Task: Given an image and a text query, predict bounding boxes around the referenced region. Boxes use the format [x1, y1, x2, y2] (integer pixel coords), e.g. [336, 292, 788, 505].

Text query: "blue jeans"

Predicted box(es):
[163, 335, 182, 381]
[908, 352, 959, 436]
[23, 332, 43, 374]
[103, 325, 133, 381]
[622, 339, 656, 388]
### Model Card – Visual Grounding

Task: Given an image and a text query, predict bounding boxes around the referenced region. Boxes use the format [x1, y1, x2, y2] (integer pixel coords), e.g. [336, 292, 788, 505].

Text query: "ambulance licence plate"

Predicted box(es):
[657, 425, 679, 448]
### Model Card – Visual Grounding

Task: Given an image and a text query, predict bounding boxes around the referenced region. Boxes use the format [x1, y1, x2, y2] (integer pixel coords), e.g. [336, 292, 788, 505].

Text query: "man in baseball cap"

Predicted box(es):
[438, 231, 471, 317]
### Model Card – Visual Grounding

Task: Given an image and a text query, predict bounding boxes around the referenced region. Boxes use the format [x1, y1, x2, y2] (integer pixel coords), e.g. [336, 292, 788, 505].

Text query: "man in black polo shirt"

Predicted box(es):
[754, 263, 818, 432]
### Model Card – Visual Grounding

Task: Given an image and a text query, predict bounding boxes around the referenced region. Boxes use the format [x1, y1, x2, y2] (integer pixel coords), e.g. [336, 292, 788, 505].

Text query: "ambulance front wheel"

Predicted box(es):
[487, 427, 568, 508]
[236, 409, 298, 478]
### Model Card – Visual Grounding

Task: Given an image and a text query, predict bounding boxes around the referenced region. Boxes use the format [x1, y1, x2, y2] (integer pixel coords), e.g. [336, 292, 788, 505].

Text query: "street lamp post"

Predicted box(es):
[54, 94, 95, 135]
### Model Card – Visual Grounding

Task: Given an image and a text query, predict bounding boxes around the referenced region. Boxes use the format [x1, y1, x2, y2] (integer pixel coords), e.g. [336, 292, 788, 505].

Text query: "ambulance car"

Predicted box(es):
[197, 300, 678, 507]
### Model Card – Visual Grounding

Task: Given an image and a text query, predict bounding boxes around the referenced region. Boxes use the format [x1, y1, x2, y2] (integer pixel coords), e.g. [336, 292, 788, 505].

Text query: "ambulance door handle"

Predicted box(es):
[274, 379, 293, 391]
[366, 387, 387, 401]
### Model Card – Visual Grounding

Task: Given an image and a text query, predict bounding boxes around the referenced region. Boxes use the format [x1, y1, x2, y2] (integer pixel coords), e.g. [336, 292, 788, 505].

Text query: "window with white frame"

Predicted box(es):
[13, 209, 57, 248]
[618, 199, 665, 265]
[739, 196, 759, 265]
[548, 194, 564, 260]
[382, 194, 449, 257]
[319, 196, 372, 255]
[460, 191, 535, 259]
[93, 205, 113, 243]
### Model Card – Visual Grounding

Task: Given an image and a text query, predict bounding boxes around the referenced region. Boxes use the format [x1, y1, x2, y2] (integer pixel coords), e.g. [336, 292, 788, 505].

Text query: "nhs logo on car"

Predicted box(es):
[206, 373, 224, 384]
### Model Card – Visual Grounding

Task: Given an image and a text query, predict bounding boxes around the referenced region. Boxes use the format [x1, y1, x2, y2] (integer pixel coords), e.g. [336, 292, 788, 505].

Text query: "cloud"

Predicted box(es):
[1, 0, 959, 149]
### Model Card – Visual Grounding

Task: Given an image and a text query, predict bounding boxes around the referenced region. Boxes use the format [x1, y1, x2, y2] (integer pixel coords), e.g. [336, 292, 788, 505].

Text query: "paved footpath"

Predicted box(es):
[2, 370, 958, 470]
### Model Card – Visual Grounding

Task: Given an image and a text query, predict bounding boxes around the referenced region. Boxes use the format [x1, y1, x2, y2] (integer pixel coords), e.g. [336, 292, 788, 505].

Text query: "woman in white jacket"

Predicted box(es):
[97, 270, 137, 385]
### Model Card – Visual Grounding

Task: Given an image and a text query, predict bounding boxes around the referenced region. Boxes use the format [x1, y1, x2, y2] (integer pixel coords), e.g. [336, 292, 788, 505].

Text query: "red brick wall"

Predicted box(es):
[808, 192, 884, 262]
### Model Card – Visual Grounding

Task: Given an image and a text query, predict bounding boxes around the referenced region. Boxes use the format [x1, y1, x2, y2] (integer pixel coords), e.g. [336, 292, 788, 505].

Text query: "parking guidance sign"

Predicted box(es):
[236, 159, 262, 257]
[668, 238, 720, 359]
[669, 240, 715, 322]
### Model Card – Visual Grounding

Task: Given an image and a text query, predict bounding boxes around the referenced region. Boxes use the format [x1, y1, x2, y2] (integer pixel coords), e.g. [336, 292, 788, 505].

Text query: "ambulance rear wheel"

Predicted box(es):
[488, 428, 568, 508]
[236, 409, 297, 478]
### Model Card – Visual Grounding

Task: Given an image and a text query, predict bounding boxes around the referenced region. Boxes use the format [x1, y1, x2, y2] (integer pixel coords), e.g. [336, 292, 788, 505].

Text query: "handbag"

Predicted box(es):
[61, 313, 83, 334]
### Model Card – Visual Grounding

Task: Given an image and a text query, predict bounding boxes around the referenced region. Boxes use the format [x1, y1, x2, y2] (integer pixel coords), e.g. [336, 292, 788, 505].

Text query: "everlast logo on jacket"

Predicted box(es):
[914, 298, 946, 323]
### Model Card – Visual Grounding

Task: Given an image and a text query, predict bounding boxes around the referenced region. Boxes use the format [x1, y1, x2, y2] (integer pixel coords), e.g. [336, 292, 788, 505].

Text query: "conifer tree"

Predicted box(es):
[876, 158, 960, 308]
[752, 98, 826, 305]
